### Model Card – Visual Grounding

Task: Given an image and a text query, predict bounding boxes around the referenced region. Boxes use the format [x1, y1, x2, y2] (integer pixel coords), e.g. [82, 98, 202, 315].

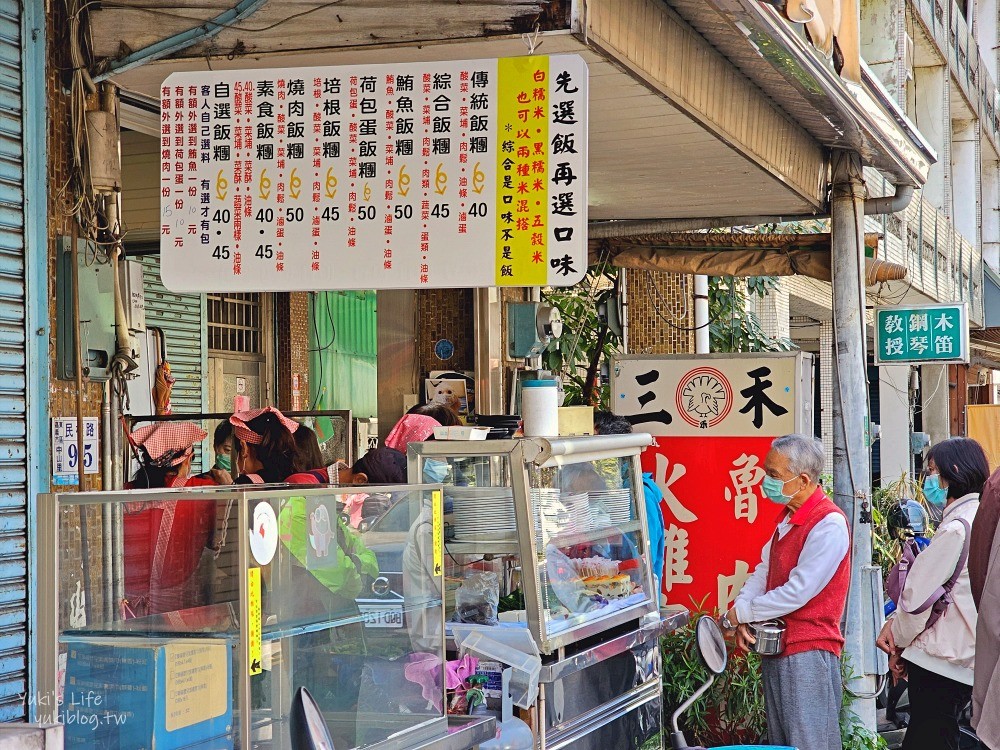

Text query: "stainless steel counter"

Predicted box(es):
[539, 607, 689, 683]
[410, 716, 496, 750]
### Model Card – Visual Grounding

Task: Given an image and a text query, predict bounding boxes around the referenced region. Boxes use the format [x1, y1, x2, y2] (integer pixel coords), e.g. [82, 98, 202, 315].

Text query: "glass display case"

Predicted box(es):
[408, 434, 659, 655]
[408, 434, 685, 749]
[39, 484, 494, 750]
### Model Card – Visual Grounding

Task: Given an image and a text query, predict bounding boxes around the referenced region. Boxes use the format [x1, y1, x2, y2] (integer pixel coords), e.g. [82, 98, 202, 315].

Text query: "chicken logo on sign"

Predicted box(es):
[675, 368, 733, 429]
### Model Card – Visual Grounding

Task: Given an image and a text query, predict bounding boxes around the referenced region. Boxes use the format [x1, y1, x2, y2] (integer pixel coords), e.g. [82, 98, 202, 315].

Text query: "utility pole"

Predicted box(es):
[830, 150, 877, 730]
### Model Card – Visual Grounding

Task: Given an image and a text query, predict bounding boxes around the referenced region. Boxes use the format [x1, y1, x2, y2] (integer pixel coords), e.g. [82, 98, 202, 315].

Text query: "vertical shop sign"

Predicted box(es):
[612, 354, 810, 613]
[159, 55, 587, 292]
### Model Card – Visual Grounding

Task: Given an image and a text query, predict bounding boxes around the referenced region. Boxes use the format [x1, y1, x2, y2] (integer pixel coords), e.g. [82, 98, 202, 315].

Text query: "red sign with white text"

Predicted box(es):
[641, 436, 779, 613]
[613, 353, 811, 614]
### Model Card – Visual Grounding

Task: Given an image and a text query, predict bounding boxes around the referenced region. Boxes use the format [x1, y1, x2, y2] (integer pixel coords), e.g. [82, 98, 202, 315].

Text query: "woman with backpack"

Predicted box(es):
[876, 437, 989, 750]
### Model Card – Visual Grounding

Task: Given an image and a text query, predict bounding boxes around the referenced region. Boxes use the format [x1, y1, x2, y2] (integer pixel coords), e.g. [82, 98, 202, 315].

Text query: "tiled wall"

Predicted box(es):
[47, 8, 105, 492]
[275, 292, 310, 410]
[624, 269, 695, 354]
[416, 289, 475, 378]
[820, 321, 834, 473]
[47, 4, 109, 625]
[749, 281, 791, 341]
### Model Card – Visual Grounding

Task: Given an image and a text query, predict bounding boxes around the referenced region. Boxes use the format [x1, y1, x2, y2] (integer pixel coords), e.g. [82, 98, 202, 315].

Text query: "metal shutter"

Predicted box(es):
[138, 256, 208, 466]
[0, 0, 26, 719]
[310, 291, 377, 417]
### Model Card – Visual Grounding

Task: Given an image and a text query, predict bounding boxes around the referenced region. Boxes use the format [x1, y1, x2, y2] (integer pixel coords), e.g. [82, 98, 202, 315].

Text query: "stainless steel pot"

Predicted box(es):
[748, 619, 787, 656]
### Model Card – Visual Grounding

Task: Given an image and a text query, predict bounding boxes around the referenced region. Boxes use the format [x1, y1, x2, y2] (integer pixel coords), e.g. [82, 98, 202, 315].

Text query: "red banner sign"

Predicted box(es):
[613, 353, 812, 614]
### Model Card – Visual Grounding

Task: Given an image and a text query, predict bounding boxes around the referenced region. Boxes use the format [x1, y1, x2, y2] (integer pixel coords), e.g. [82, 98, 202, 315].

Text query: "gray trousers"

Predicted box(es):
[761, 649, 842, 750]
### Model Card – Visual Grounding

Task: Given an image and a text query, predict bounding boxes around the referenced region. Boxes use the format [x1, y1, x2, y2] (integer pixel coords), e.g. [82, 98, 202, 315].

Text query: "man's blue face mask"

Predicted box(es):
[422, 459, 449, 484]
[761, 475, 795, 505]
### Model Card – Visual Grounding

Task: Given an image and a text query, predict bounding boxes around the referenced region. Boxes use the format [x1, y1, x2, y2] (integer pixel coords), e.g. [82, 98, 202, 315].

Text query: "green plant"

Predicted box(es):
[840, 656, 889, 750]
[709, 276, 795, 353]
[870, 473, 934, 579]
[660, 611, 767, 746]
[542, 262, 622, 408]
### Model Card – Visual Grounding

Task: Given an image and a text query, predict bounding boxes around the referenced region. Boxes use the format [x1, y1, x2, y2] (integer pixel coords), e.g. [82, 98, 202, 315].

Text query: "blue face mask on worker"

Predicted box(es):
[923, 473, 948, 507]
[422, 459, 449, 484]
[761, 475, 797, 505]
[214, 454, 231, 472]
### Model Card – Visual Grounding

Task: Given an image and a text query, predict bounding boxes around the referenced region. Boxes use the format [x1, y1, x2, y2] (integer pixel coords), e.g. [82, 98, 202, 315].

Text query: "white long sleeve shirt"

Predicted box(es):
[890, 494, 978, 685]
[734, 511, 850, 624]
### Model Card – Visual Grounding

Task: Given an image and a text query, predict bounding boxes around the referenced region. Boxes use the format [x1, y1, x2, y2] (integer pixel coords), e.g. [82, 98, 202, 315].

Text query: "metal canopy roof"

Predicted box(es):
[106, 32, 825, 221]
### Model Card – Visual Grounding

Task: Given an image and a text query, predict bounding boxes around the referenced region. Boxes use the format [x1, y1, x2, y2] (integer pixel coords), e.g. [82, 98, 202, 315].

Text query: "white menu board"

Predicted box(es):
[159, 55, 588, 292]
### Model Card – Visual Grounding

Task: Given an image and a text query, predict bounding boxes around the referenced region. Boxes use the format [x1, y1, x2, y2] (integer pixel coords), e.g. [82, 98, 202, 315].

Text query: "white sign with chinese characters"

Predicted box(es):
[159, 55, 588, 292]
[52, 418, 100, 485]
[611, 353, 810, 437]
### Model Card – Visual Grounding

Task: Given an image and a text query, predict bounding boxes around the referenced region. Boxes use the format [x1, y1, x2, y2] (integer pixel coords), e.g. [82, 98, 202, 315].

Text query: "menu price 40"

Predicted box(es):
[159, 55, 588, 292]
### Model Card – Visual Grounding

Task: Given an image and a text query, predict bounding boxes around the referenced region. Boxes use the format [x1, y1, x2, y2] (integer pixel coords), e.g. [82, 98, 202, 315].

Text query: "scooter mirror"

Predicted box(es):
[290, 686, 337, 749]
[695, 615, 728, 675]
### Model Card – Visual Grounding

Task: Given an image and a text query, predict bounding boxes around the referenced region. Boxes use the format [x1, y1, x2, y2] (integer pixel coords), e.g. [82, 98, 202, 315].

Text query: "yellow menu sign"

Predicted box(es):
[432, 490, 443, 577]
[247, 567, 262, 676]
[495, 56, 550, 285]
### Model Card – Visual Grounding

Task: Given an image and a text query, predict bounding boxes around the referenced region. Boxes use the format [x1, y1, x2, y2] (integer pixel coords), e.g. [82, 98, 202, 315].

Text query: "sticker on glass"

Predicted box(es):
[249, 502, 279, 565]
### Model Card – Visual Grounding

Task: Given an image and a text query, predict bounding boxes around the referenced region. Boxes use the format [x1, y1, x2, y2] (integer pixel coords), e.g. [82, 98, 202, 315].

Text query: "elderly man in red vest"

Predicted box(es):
[723, 434, 851, 750]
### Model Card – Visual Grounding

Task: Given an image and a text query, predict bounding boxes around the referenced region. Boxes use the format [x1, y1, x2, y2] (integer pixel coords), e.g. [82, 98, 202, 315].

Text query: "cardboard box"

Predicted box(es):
[557, 406, 594, 436]
[63, 638, 233, 749]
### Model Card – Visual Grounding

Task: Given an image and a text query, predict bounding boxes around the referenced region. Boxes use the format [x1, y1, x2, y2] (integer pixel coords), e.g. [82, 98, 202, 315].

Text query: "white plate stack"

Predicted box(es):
[447, 486, 517, 541]
[532, 488, 566, 541]
[562, 492, 593, 532]
[590, 489, 633, 526]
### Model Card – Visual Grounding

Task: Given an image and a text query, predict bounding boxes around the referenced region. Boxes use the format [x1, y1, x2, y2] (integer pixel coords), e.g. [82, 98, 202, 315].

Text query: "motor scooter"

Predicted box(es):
[669, 615, 796, 750]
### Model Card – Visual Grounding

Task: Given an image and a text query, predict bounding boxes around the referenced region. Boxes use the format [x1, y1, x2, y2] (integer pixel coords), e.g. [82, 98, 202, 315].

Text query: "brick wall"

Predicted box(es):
[274, 292, 310, 410]
[47, 6, 104, 492]
[416, 289, 475, 378]
[625, 269, 695, 354]
[47, 3, 110, 626]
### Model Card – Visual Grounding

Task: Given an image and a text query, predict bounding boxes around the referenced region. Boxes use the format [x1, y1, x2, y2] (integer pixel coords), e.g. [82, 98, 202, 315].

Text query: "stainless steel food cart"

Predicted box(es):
[408, 434, 689, 749]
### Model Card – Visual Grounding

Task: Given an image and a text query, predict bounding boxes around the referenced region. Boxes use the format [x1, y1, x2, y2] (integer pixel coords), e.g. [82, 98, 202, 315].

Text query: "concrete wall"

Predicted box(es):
[879, 365, 912, 482]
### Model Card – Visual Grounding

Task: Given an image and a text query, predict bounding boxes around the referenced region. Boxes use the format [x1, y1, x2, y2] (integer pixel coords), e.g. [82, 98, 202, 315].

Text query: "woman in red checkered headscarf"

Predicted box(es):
[229, 406, 301, 484]
[124, 421, 218, 617]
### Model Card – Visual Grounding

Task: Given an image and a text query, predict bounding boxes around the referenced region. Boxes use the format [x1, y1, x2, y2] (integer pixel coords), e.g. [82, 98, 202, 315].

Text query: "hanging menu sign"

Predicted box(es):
[159, 55, 588, 292]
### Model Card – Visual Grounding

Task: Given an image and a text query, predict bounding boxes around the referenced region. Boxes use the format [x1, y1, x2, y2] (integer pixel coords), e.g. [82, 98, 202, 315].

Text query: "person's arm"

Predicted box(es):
[735, 514, 849, 623]
[732, 537, 773, 623]
[970, 482, 1000, 608]
[891, 519, 966, 647]
[341, 519, 380, 578]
